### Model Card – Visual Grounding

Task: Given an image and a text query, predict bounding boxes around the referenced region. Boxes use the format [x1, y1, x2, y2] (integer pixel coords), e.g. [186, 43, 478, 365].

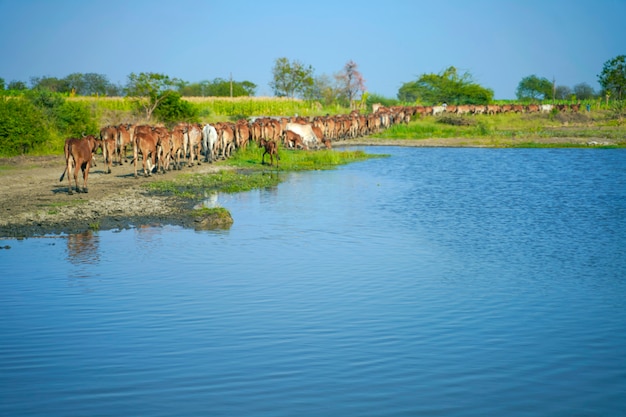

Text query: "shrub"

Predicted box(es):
[0, 97, 54, 156]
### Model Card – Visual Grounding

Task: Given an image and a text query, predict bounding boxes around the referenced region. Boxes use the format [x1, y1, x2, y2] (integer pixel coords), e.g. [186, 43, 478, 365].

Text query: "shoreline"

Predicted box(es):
[0, 137, 618, 239]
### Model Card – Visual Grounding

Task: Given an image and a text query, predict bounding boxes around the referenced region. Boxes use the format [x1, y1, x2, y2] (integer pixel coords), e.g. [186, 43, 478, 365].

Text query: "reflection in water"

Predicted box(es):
[65, 231, 100, 265]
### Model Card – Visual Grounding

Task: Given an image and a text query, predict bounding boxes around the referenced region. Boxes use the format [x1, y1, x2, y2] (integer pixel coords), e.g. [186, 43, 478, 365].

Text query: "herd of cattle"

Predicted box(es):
[59, 102, 582, 194]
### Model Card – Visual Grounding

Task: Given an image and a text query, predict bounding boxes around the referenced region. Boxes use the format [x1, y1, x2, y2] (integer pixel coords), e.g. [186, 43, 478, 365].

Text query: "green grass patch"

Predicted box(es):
[376, 112, 626, 146]
[146, 169, 282, 198]
[146, 147, 384, 199]
[227, 145, 384, 171]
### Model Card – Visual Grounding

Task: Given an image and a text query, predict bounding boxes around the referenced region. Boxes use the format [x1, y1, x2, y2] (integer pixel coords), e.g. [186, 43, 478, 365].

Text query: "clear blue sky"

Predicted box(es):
[1, 0, 624, 99]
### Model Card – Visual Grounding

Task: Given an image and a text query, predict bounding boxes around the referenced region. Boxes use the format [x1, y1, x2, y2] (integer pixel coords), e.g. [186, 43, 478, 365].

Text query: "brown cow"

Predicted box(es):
[185, 123, 203, 166]
[59, 135, 100, 194]
[259, 138, 279, 167]
[99, 125, 118, 174]
[235, 119, 251, 149]
[133, 125, 165, 177]
[116, 123, 135, 165]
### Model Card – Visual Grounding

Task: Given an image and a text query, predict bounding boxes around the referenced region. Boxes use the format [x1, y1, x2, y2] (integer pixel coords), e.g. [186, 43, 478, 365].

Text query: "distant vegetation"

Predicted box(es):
[1, 93, 625, 157]
[1, 53, 625, 156]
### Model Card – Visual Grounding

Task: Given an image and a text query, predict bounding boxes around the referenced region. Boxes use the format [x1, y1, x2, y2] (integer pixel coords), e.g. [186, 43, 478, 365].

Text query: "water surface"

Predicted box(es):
[1, 147, 625, 416]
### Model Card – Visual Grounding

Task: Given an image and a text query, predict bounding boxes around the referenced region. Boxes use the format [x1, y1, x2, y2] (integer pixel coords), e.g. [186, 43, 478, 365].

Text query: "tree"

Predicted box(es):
[516, 75, 553, 101]
[555, 85, 572, 100]
[30, 76, 70, 93]
[7, 80, 27, 91]
[335, 60, 366, 104]
[306, 74, 341, 105]
[153, 91, 199, 125]
[398, 66, 493, 104]
[124, 72, 178, 121]
[597, 55, 626, 101]
[573, 82, 595, 100]
[0, 77, 4, 90]
[207, 78, 256, 97]
[269, 57, 314, 98]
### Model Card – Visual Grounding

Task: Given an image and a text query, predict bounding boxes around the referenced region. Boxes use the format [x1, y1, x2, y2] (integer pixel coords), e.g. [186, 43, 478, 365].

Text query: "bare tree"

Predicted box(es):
[335, 60, 366, 104]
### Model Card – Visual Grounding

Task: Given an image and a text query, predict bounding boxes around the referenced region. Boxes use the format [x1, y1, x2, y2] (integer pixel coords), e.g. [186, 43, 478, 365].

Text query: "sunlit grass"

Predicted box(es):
[376, 112, 626, 146]
[227, 143, 384, 170]
[146, 145, 385, 199]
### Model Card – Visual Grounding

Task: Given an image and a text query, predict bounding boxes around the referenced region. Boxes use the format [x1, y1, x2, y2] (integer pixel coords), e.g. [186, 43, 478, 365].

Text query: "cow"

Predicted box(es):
[284, 122, 319, 149]
[540, 104, 554, 113]
[133, 125, 162, 177]
[432, 105, 446, 116]
[116, 123, 135, 165]
[184, 123, 203, 166]
[165, 124, 186, 170]
[99, 125, 118, 174]
[59, 135, 100, 194]
[215, 122, 236, 159]
[235, 119, 251, 149]
[201, 123, 219, 163]
[486, 105, 500, 115]
[259, 138, 279, 167]
[526, 104, 540, 113]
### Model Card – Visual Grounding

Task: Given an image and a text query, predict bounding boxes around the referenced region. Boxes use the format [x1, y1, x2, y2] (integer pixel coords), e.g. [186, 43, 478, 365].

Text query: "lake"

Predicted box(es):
[1, 146, 625, 416]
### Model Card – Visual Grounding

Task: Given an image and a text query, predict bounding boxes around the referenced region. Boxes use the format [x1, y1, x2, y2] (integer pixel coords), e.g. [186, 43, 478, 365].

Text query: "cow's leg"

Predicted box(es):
[67, 159, 74, 195]
[82, 163, 90, 193]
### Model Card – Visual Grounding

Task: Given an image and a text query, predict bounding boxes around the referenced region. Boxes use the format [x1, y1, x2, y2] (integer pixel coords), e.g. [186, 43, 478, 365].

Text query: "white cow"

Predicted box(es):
[202, 124, 219, 163]
[432, 105, 446, 116]
[540, 104, 554, 113]
[284, 122, 319, 149]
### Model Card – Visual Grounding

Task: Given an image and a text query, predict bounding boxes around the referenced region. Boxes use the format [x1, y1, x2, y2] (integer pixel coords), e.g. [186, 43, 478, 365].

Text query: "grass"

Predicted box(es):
[147, 169, 283, 198]
[227, 144, 383, 170]
[145, 146, 385, 199]
[376, 111, 626, 147]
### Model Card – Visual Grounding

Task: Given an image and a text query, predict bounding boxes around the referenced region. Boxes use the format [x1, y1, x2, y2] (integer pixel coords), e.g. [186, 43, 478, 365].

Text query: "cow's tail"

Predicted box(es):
[59, 168, 66, 182]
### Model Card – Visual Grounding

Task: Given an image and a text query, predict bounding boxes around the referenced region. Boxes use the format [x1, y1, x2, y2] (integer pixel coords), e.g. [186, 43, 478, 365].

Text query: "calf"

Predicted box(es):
[259, 138, 279, 167]
[284, 129, 308, 150]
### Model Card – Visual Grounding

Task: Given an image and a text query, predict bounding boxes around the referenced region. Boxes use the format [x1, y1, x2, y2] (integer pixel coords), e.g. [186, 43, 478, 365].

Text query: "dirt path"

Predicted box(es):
[0, 136, 605, 238]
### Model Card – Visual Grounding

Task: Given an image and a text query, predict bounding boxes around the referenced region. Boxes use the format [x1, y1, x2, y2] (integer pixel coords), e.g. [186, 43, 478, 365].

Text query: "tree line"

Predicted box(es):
[1, 55, 624, 105]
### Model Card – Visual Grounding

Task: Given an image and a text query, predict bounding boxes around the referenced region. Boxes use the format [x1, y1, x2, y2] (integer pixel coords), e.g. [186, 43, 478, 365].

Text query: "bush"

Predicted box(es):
[52, 100, 99, 137]
[153, 92, 199, 126]
[0, 97, 54, 156]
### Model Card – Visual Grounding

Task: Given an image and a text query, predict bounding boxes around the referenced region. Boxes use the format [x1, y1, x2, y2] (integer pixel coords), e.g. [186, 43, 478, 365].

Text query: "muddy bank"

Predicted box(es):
[0, 154, 230, 238]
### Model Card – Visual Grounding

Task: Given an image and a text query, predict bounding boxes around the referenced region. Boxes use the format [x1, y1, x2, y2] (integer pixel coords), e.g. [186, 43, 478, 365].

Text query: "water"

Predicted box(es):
[1, 147, 625, 416]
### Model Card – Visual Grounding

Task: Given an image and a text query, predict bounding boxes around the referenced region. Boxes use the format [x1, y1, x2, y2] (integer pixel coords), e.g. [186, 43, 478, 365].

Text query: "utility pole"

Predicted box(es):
[552, 77, 556, 102]
[230, 73, 233, 98]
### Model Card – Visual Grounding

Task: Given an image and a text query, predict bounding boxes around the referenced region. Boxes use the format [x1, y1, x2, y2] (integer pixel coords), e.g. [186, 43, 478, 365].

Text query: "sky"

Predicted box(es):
[0, 0, 624, 100]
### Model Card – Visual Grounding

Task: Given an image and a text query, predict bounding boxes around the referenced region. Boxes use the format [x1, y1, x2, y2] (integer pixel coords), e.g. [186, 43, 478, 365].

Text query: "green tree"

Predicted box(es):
[124, 72, 178, 120]
[0, 77, 4, 90]
[269, 57, 314, 98]
[573, 82, 595, 100]
[153, 92, 199, 125]
[30, 76, 70, 93]
[598, 55, 626, 100]
[516, 75, 553, 101]
[306, 74, 341, 105]
[555, 85, 572, 100]
[7, 80, 27, 91]
[398, 66, 493, 104]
